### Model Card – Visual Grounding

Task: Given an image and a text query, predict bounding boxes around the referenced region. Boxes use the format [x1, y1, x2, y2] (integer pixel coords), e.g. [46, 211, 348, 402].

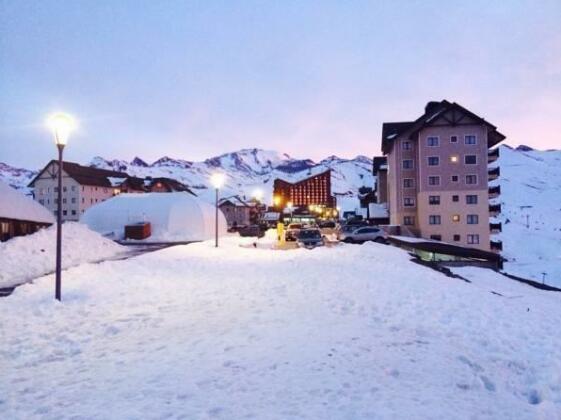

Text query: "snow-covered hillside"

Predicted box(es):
[492, 146, 561, 286]
[2, 238, 560, 419]
[0, 162, 36, 193]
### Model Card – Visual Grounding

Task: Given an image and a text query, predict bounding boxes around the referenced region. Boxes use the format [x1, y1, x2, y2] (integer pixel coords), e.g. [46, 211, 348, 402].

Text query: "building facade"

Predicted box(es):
[378, 100, 505, 251]
[273, 170, 336, 210]
[29, 161, 194, 222]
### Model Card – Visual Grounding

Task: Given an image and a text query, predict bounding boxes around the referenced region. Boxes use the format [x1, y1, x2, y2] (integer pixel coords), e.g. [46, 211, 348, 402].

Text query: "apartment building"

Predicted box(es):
[377, 100, 505, 252]
[28, 160, 194, 221]
[273, 169, 336, 210]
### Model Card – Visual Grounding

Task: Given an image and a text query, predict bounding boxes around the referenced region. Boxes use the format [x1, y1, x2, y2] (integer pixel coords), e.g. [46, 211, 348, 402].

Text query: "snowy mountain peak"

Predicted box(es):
[151, 156, 193, 168]
[131, 157, 149, 167]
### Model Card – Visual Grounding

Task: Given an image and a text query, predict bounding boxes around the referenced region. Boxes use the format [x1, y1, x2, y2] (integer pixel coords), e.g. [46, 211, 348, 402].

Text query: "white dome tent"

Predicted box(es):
[81, 192, 227, 242]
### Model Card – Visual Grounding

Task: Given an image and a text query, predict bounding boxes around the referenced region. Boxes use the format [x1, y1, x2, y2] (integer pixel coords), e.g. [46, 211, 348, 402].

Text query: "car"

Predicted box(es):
[318, 220, 336, 229]
[336, 221, 368, 239]
[238, 225, 265, 238]
[296, 228, 325, 249]
[285, 223, 303, 241]
[339, 226, 387, 244]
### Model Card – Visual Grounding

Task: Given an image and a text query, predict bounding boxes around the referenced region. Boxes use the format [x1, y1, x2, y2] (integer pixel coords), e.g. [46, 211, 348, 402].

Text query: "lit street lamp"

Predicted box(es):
[252, 188, 263, 203]
[211, 173, 225, 247]
[47, 112, 76, 301]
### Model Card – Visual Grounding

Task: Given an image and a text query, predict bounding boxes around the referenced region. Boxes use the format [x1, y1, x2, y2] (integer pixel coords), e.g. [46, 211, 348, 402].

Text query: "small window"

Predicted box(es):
[403, 197, 415, 207]
[467, 214, 479, 224]
[403, 178, 415, 188]
[453, 234, 461, 241]
[71, 210, 76, 215]
[403, 159, 414, 170]
[62, 198, 67, 204]
[466, 175, 477, 185]
[452, 195, 459, 202]
[429, 215, 441, 225]
[429, 195, 440, 205]
[430, 235, 442, 241]
[402, 141, 412, 151]
[403, 216, 415, 226]
[39, 199, 44, 204]
[466, 195, 478, 204]
[62, 210, 67, 216]
[71, 186, 76, 191]
[428, 156, 440, 166]
[427, 136, 439, 147]
[428, 176, 440, 186]
[450, 135, 458, 143]
[464, 155, 477, 165]
[71, 198, 76, 204]
[467, 234, 480, 244]
[465, 135, 477, 145]
[450, 155, 459, 163]
[452, 214, 460, 222]
[451, 175, 459, 182]
[54, 187, 59, 193]
[63, 186, 67, 192]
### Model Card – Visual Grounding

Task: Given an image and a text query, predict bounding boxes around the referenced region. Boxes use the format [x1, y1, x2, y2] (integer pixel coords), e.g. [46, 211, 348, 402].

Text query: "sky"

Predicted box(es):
[0, 0, 560, 169]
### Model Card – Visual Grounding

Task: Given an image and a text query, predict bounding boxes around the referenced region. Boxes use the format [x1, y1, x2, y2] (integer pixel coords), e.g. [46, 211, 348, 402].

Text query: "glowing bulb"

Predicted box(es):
[210, 173, 225, 189]
[47, 112, 76, 146]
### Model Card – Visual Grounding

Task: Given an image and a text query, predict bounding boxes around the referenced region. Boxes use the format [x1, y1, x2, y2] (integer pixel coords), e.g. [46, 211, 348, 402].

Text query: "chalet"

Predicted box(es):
[218, 195, 260, 228]
[0, 181, 55, 242]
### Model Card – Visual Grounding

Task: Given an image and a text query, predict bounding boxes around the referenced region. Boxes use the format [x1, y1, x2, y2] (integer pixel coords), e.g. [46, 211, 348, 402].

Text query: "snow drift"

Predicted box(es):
[81, 192, 227, 242]
[0, 222, 125, 288]
[0, 181, 54, 224]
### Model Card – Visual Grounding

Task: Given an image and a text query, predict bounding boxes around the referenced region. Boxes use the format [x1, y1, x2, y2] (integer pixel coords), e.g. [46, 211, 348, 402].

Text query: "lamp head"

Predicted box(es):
[47, 112, 76, 146]
[252, 188, 263, 201]
[210, 173, 225, 189]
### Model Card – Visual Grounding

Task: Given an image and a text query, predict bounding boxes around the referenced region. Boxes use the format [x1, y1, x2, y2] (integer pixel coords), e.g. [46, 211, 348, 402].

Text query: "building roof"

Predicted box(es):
[218, 195, 251, 208]
[381, 100, 506, 154]
[29, 160, 129, 188]
[0, 181, 55, 224]
[372, 156, 388, 174]
[148, 177, 196, 195]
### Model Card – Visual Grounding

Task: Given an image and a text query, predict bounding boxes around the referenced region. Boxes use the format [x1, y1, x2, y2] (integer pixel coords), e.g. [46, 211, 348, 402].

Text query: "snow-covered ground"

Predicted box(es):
[494, 147, 561, 287]
[0, 223, 126, 288]
[1, 238, 560, 419]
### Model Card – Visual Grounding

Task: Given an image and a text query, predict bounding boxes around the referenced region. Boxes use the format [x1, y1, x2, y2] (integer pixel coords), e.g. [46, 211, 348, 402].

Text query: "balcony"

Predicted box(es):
[488, 166, 500, 181]
[489, 203, 501, 216]
[489, 185, 501, 199]
[488, 148, 499, 163]
[490, 222, 502, 233]
[490, 240, 503, 252]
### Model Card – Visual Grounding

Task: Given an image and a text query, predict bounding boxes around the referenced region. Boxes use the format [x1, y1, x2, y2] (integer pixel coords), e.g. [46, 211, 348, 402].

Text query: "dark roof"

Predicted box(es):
[381, 100, 506, 154]
[372, 156, 388, 174]
[29, 160, 129, 188]
[149, 177, 196, 195]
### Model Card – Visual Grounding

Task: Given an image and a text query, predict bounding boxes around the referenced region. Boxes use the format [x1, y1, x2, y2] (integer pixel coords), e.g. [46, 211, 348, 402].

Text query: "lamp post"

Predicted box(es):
[47, 112, 75, 301]
[211, 173, 225, 247]
[287, 201, 294, 223]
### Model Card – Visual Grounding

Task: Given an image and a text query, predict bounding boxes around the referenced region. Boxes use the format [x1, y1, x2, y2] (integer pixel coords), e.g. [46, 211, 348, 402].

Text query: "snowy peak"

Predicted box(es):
[151, 156, 193, 168]
[131, 157, 149, 167]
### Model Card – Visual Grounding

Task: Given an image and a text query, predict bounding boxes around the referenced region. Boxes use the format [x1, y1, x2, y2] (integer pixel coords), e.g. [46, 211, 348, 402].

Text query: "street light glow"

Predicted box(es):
[252, 188, 263, 201]
[210, 173, 225, 189]
[47, 112, 76, 146]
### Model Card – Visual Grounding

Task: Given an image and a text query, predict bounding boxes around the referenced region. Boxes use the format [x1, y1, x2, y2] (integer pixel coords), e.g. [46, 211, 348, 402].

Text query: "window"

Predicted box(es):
[82, 186, 85, 192]
[467, 214, 479, 224]
[71, 198, 76, 203]
[465, 135, 477, 145]
[82, 198, 85, 203]
[430, 235, 442, 241]
[466, 194, 478, 204]
[464, 155, 477, 165]
[90, 198, 94, 204]
[452, 195, 459, 202]
[429, 215, 441, 225]
[429, 195, 440, 205]
[62, 198, 67, 204]
[467, 234, 480, 244]
[71, 186, 76, 191]
[428, 176, 440, 186]
[54, 187, 59, 193]
[452, 214, 460, 222]
[403, 197, 415, 207]
[451, 175, 459, 182]
[427, 136, 439, 147]
[403, 159, 414, 170]
[404, 216, 415, 226]
[466, 175, 477, 185]
[63, 186, 67, 192]
[403, 178, 415, 188]
[54, 198, 58, 204]
[428, 156, 440, 166]
[402, 141, 412, 150]
[450, 135, 458, 143]
[450, 155, 459, 163]
[39, 199, 44, 204]
[71, 210, 77, 215]
[62, 210, 67, 216]
[453, 234, 461, 242]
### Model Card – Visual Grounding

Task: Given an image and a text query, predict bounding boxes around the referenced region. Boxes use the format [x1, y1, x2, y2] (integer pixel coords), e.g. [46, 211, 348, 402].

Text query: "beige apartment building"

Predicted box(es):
[377, 100, 505, 252]
[28, 161, 193, 221]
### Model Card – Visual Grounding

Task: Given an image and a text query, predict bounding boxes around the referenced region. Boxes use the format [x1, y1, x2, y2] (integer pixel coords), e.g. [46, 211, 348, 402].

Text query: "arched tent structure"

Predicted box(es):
[81, 192, 227, 242]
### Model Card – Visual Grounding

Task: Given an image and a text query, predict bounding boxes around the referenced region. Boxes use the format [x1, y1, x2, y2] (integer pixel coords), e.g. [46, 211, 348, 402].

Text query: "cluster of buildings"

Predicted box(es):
[2, 99, 504, 257]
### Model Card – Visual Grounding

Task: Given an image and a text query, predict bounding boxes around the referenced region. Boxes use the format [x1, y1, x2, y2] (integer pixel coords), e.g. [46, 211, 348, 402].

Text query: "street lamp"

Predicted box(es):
[287, 201, 294, 223]
[252, 188, 264, 203]
[211, 173, 225, 247]
[47, 112, 76, 301]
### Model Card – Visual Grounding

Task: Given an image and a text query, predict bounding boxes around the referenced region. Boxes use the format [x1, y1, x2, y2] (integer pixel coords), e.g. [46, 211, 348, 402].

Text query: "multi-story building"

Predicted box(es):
[377, 100, 505, 251]
[29, 160, 193, 222]
[273, 169, 336, 210]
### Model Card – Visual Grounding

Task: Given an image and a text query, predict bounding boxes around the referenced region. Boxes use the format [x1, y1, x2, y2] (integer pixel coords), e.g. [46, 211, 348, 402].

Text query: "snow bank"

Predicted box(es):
[1, 238, 560, 419]
[82, 192, 227, 242]
[0, 181, 54, 224]
[0, 222, 125, 288]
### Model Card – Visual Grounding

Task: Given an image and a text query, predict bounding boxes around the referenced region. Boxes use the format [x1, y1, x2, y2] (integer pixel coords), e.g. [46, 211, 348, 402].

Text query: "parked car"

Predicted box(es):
[285, 223, 303, 241]
[238, 225, 265, 238]
[336, 221, 368, 239]
[318, 220, 336, 229]
[339, 226, 387, 244]
[296, 228, 325, 249]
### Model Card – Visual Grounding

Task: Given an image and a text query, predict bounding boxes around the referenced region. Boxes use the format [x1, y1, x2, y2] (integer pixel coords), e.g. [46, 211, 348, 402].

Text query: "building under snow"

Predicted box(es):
[81, 192, 227, 242]
[0, 181, 55, 242]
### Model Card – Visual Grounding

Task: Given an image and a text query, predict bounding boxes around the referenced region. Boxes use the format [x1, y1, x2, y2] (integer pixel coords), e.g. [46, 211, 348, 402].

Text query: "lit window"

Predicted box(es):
[452, 214, 460, 222]
[450, 155, 459, 163]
